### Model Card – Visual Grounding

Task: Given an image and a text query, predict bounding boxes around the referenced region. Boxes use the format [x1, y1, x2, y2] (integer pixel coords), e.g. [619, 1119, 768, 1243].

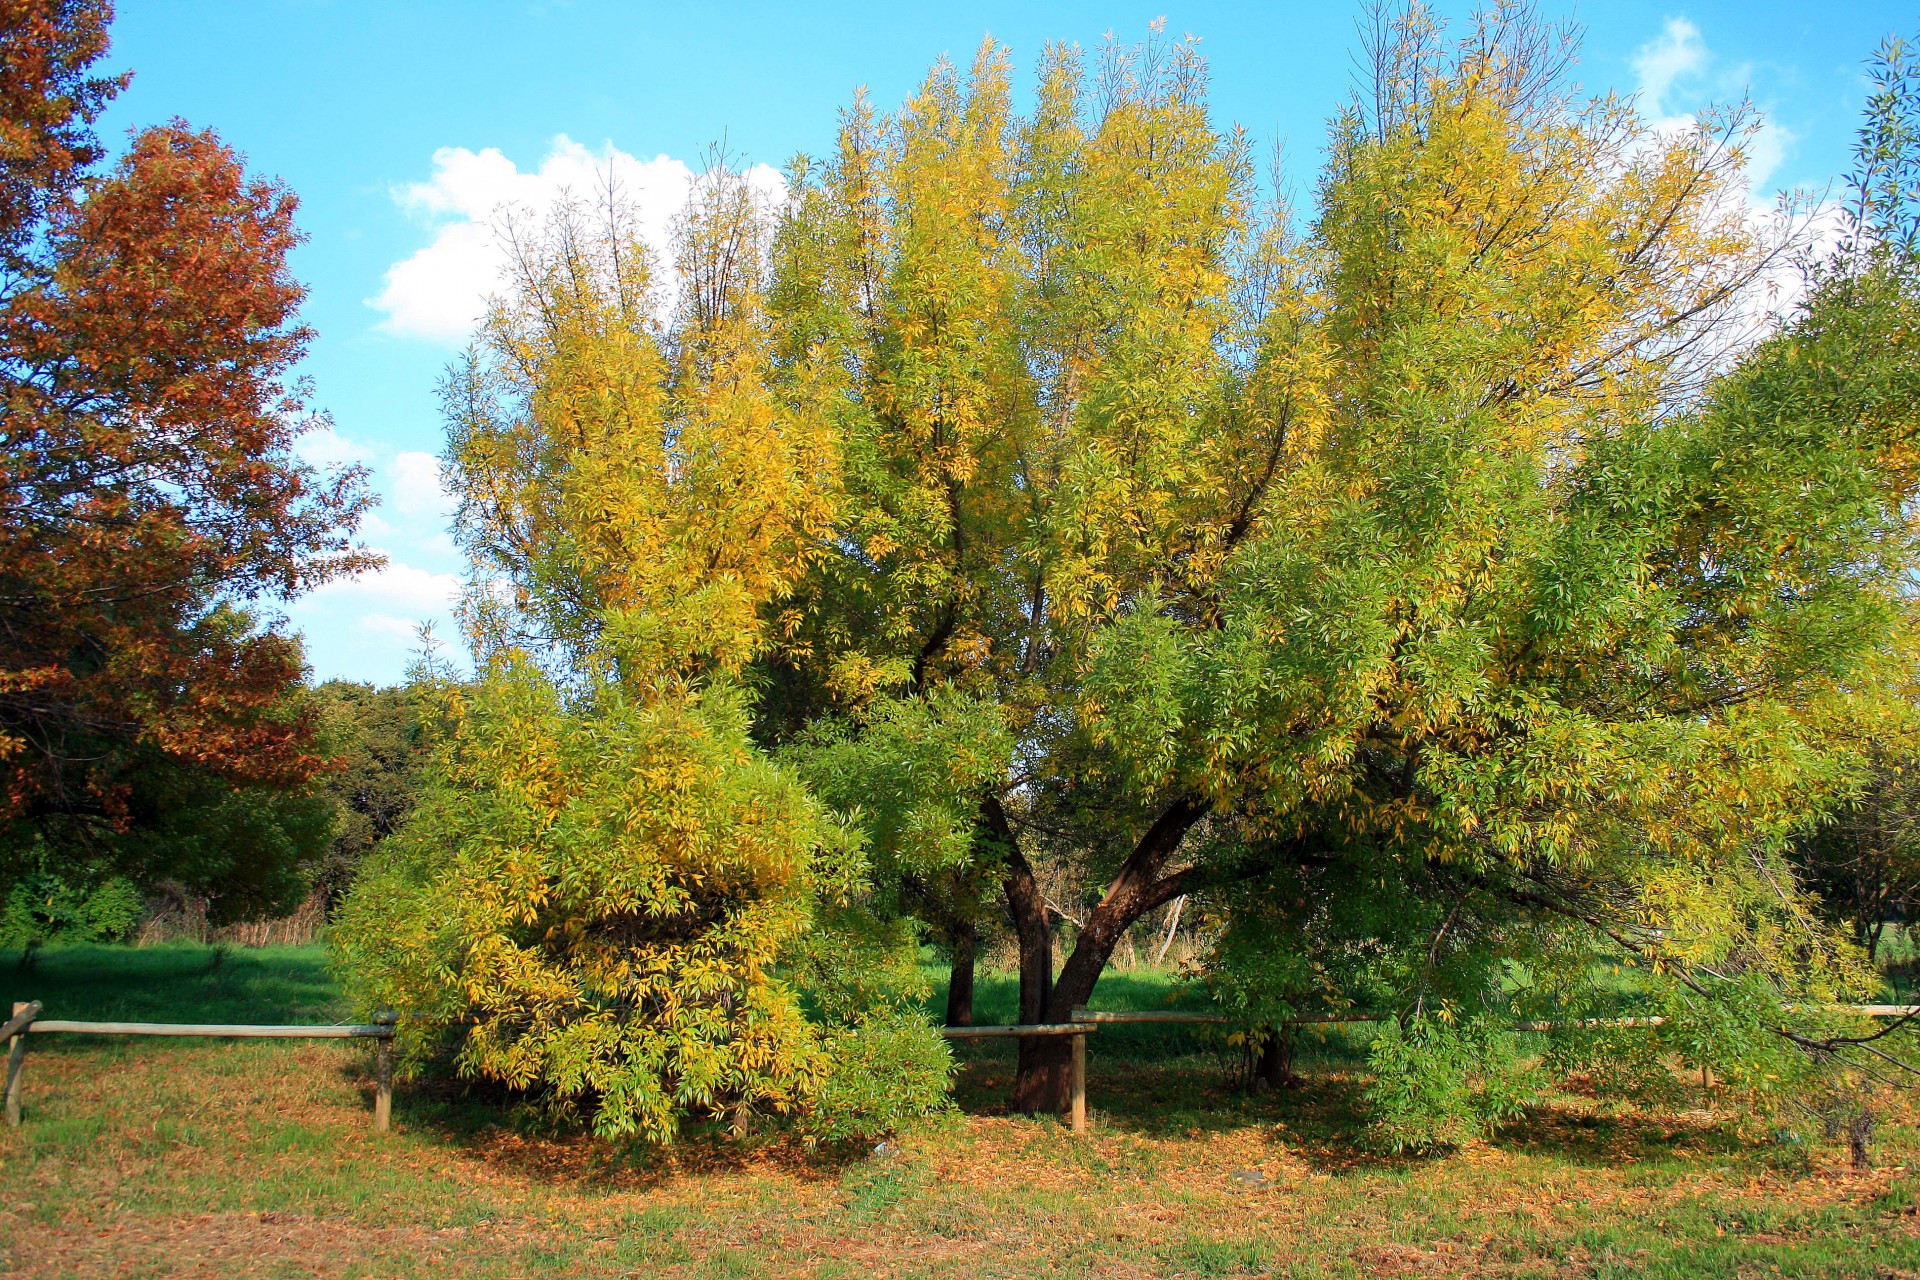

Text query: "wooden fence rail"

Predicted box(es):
[1072, 1005, 1920, 1030]
[7, 1001, 1913, 1140]
[4, 1002, 396, 1131]
[29, 1021, 399, 1037]
[1070, 1008, 1233, 1026]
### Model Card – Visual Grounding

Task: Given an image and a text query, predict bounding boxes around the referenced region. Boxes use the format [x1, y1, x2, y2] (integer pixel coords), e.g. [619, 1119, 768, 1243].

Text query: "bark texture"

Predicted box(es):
[996, 794, 1211, 1114]
[944, 927, 976, 1028]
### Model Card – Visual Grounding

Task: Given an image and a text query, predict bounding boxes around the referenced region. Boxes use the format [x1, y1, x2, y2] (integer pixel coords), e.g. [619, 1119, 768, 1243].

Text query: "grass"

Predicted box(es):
[1881, 925, 1919, 1002]
[5, 941, 346, 1025]
[1, 943, 1916, 1279]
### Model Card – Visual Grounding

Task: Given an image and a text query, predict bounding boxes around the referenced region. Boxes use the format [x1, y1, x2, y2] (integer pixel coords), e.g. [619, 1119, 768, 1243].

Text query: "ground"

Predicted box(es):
[2, 944, 1917, 1279]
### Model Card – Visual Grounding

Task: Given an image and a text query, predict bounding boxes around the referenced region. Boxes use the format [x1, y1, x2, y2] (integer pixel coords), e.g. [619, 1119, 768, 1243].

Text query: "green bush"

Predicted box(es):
[0, 872, 142, 951]
[1364, 1013, 1539, 1153]
[330, 657, 950, 1144]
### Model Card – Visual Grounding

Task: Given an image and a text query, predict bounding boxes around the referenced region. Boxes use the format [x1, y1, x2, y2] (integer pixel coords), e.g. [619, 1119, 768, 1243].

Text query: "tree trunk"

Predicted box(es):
[988, 797, 1052, 1028]
[1849, 1108, 1875, 1170]
[1010, 936, 1116, 1113]
[1153, 895, 1187, 966]
[1255, 1023, 1295, 1090]
[944, 927, 977, 1028]
[998, 794, 1211, 1115]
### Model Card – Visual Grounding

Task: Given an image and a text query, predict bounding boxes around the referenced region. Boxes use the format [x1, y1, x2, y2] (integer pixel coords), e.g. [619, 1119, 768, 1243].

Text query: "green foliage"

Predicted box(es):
[805, 1006, 956, 1145]
[0, 719, 334, 951]
[1781, 267, 1920, 962]
[119, 758, 334, 925]
[787, 688, 1011, 884]
[1796, 741, 1920, 962]
[1199, 854, 1457, 1032]
[1364, 1014, 1539, 1153]
[331, 655, 950, 1145]
[1843, 30, 1920, 262]
[0, 870, 140, 951]
[783, 687, 1012, 955]
[1653, 974, 1818, 1099]
[307, 681, 431, 905]
[742, 11, 1920, 1127]
[1176, 13, 1920, 1139]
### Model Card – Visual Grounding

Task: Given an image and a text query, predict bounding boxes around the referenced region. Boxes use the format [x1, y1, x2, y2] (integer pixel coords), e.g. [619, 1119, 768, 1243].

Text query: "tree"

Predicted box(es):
[334, 179, 951, 1143]
[1797, 735, 1920, 961]
[782, 686, 1013, 1026]
[402, 7, 1920, 1131]
[760, 7, 1919, 1115]
[0, 1, 374, 907]
[754, 30, 1280, 1102]
[1840, 29, 1920, 264]
[307, 680, 432, 907]
[1788, 26, 1920, 967]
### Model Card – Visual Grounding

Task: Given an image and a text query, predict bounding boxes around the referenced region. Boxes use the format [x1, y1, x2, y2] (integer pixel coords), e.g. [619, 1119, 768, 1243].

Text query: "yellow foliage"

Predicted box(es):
[444, 171, 840, 686]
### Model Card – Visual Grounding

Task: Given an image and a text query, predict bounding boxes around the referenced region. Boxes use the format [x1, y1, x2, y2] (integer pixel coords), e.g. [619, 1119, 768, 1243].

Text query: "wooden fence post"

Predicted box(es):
[6, 1000, 37, 1127]
[372, 1010, 396, 1133]
[1070, 1030, 1086, 1134]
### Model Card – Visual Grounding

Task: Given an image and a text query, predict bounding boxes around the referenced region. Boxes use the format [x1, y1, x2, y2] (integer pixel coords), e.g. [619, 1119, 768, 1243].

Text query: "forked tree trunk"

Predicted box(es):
[944, 927, 977, 1027]
[991, 794, 1212, 1115]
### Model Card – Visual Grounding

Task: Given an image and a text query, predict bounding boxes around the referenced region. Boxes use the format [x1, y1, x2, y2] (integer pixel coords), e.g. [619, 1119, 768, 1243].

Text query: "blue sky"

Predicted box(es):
[92, 0, 1913, 686]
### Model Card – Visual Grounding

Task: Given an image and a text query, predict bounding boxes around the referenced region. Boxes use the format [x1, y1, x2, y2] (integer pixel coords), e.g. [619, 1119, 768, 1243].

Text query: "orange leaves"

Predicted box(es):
[1, 13, 377, 836]
[0, 0, 123, 274]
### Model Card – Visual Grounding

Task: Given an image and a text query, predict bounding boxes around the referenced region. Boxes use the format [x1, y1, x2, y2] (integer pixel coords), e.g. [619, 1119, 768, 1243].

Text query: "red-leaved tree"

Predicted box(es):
[0, 1, 375, 896]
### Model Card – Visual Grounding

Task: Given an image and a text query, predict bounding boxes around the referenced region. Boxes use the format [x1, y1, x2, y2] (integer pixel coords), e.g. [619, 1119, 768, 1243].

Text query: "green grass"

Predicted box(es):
[3, 940, 346, 1025]
[1, 943, 1917, 1278]
[1879, 924, 1919, 1001]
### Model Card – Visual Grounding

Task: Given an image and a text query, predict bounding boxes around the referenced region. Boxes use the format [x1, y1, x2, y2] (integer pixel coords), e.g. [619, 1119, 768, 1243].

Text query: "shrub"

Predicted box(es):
[330, 657, 950, 1144]
[1364, 1013, 1539, 1153]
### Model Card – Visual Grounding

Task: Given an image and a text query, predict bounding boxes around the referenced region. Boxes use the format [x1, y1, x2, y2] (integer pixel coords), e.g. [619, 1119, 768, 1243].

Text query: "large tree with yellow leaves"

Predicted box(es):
[763, 9, 1919, 1116]
[347, 5, 1920, 1136]
[330, 172, 952, 1143]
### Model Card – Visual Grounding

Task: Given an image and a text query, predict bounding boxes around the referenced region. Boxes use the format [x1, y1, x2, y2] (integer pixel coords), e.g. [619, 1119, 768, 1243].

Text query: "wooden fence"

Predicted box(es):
[5, 1001, 1915, 1138]
[4, 1001, 396, 1131]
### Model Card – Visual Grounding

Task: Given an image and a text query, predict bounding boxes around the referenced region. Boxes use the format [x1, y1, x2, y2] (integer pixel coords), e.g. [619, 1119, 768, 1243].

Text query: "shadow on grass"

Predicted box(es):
[932, 964, 1375, 1132]
[1494, 1102, 1755, 1169]
[370, 1064, 860, 1191]
[1886, 958, 1919, 1004]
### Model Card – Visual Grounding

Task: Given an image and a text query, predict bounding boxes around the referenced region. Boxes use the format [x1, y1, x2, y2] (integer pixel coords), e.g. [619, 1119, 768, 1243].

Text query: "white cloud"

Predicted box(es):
[284, 554, 466, 684]
[1633, 17, 1706, 121]
[368, 135, 786, 344]
[390, 450, 455, 520]
[1625, 15, 1827, 337]
[302, 558, 462, 612]
[358, 613, 430, 643]
[1630, 16, 1797, 192]
[294, 422, 372, 472]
